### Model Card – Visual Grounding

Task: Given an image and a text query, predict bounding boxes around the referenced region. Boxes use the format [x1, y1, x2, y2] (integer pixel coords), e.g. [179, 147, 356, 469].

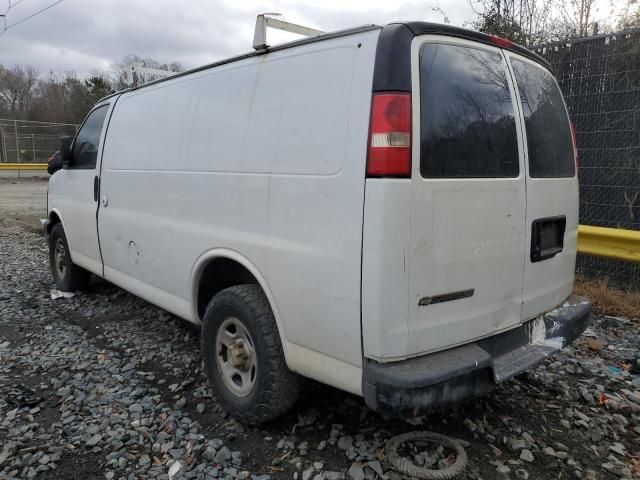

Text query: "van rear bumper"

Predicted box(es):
[362, 295, 591, 417]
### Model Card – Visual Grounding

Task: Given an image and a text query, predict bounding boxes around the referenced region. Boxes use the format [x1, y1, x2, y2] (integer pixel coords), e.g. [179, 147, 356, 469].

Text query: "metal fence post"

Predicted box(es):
[14, 119, 19, 163]
[31, 133, 36, 162]
[1, 128, 6, 163]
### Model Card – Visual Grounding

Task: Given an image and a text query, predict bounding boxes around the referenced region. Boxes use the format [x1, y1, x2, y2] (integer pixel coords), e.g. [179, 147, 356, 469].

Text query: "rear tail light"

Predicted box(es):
[570, 121, 579, 172]
[367, 93, 412, 177]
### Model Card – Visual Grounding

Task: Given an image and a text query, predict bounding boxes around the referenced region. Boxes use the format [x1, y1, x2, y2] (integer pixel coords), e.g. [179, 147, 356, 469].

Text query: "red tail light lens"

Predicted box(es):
[488, 34, 514, 48]
[570, 121, 579, 173]
[367, 93, 412, 177]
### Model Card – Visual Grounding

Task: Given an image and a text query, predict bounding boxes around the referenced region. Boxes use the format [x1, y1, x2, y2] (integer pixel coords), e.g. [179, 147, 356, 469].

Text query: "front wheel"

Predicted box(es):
[48, 223, 91, 292]
[201, 284, 300, 424]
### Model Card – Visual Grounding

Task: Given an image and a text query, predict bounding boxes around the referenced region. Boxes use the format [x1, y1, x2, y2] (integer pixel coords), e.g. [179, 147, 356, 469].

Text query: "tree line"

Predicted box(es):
[0, 55, 183, 125]
[2, 0, 640, 126]
[466, 0, 640, 46]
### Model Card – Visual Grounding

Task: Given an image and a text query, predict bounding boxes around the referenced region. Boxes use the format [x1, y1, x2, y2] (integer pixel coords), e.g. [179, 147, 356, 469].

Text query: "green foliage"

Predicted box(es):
[84, 76, 114, 101]
[472, 9, 528, 44]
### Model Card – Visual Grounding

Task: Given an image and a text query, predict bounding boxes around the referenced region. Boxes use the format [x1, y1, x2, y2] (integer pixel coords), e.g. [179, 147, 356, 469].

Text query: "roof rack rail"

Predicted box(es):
[126, 62, 177, 87]
[253, 13, 325, 51]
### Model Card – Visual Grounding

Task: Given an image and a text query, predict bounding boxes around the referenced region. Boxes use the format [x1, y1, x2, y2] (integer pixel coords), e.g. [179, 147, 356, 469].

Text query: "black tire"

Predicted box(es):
[201, 284, 300, 424]
[48, 223, 91, 292]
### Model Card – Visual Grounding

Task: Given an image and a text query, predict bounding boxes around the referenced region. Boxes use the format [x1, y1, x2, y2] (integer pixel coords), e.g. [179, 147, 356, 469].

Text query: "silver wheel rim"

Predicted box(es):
[215, 317, 257, 397]
[54, 239, 67, 279]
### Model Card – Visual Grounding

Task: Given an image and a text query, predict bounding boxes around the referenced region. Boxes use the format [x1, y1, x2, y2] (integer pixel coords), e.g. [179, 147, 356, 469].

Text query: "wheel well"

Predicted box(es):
[196, 258, 259, 320]
[48, 211, 61, 234]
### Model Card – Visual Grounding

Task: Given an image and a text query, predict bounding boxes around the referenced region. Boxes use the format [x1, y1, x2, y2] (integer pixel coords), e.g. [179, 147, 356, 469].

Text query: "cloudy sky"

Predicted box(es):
[0, 0, 477, 76]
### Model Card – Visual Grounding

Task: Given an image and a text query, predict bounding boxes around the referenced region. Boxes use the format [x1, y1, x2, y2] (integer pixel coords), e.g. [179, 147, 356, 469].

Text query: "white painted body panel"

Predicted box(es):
[95, 31, 380, 393]
[360, 36, 578, 361]
[46, 27, 579, 395]
[361, 179, 412, 359]
[406, 37, 527, 358]
[50, 102, 114, 276]
[506, 53, 578, 321]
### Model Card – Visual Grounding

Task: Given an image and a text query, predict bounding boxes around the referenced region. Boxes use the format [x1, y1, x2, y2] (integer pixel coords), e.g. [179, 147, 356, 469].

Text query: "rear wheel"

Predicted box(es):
[48, 223, 91, 292]
[201, 284, 300, 424]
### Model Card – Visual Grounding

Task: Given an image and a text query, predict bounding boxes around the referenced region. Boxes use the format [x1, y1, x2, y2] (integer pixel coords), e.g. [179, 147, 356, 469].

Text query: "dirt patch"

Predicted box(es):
[0, 177, 48, 234]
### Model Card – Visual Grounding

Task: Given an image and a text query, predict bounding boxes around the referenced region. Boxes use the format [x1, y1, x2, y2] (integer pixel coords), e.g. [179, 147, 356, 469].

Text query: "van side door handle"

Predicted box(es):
[93, 176, 99, 202]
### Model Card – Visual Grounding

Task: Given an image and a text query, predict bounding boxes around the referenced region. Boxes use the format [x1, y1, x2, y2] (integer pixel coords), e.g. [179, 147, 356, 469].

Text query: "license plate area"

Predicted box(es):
[531, 216, 566, 262]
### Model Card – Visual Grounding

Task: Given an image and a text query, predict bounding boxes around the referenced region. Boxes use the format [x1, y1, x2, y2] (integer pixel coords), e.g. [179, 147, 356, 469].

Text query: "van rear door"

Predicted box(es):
[506, 54, 579, 321]
[406, 37, 527, 356]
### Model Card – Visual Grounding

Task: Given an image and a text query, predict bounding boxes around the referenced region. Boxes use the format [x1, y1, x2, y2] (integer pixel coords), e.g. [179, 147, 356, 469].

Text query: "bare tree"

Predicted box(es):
[618, 0, 640, 29]
[551, 0, 600, 37]
[0, 54, 182, 124]
[0, 65, 39, 118]
[468, 0, 617, 46]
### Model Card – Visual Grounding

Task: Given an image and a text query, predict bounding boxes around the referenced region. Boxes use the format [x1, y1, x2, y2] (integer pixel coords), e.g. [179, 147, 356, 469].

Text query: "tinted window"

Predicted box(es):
[71, 105, 109, 169]
[511, 60, 575, 177]
[420, 44, 518, 178]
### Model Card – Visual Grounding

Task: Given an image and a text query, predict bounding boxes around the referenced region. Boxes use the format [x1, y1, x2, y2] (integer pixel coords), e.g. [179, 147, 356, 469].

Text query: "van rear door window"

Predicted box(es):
[511, 59, 575, 178]
[419, 43, 519, 178]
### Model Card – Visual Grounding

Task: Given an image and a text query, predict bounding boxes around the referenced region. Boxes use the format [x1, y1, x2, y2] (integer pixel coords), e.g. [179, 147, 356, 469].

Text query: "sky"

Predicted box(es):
[0, 0, 476, 77]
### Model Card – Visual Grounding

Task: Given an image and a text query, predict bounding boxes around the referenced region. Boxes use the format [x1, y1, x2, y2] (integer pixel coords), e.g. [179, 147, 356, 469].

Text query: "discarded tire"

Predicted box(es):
[385, 431, 468, 480]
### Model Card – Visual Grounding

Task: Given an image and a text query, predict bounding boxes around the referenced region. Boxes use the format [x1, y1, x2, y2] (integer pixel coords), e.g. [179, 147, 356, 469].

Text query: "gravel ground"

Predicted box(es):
[1, 178, 639, 480]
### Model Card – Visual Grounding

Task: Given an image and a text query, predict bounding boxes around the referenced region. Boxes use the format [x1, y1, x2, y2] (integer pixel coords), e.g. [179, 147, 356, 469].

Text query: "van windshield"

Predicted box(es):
[511, 59, 575, 178]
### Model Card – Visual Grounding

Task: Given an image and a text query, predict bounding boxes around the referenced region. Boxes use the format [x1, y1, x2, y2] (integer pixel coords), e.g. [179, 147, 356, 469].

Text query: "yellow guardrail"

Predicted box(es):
[0, 163, 47, 170]
[578, 225, 640, 263]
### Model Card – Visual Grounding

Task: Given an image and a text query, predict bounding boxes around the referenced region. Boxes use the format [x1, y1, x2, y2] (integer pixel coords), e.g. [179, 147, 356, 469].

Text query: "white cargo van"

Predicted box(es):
[45, 21, 591, 423]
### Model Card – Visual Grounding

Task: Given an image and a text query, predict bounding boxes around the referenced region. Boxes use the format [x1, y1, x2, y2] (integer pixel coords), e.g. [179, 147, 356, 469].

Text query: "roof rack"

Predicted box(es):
[126, 62, 177, 87]
[253, 13, 325, 50]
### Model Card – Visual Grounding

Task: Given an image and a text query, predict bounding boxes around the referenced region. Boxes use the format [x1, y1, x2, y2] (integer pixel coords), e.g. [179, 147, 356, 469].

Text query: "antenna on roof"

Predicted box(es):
[253, 13, 325, 51]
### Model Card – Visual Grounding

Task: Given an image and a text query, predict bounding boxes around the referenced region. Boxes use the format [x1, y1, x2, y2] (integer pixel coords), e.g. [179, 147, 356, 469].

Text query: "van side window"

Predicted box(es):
[71, 105, 109, 169]
[419, 44, 519, 178]
[511, 60, 575, 178]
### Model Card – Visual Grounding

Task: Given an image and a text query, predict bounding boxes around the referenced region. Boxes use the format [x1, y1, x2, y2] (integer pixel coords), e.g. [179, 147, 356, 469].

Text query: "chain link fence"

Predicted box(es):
[534, 28, 640, 290]
[0, 119, 78, 164]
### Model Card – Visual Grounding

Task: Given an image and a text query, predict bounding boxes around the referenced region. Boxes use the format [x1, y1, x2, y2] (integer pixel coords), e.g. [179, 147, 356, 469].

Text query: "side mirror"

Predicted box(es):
[47, 151, 64, 175]
[59, 136, 73, 169]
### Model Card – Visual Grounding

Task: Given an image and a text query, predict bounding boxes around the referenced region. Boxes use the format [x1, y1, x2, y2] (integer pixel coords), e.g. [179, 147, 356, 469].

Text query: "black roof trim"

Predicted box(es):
[372, 21, 551, 93]
[98, 24, 381, 103]
[401, 22, 550, 69]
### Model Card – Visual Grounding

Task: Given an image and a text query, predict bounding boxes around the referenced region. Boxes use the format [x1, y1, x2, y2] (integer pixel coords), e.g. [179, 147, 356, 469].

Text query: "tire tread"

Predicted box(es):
[49, 224, 91, 291]
[201, 284, 300, 424]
